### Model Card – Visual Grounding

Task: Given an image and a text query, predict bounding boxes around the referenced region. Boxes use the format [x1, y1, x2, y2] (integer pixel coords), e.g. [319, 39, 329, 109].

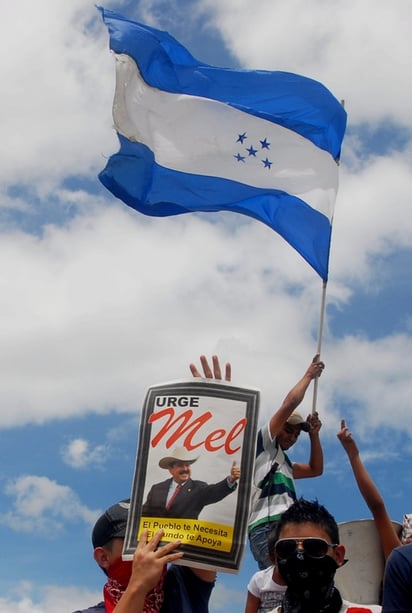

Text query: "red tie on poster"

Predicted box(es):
[166, 484, 182, 511]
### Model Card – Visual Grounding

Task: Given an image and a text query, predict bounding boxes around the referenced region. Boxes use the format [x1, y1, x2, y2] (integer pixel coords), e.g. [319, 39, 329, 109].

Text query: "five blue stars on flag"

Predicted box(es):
[234, 132, 272, 169]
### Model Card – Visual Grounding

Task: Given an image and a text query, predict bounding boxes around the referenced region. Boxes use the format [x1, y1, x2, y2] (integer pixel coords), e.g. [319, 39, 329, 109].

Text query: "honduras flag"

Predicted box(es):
[99, 8, 347, 281]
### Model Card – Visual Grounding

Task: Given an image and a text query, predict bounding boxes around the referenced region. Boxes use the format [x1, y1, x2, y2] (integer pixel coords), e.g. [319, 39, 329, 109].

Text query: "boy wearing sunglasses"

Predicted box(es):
[268, 498, 381, 613]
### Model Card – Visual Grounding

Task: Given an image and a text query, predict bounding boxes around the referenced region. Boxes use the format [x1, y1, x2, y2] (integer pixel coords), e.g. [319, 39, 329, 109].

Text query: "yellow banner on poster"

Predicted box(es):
[139, 516, 234, 552]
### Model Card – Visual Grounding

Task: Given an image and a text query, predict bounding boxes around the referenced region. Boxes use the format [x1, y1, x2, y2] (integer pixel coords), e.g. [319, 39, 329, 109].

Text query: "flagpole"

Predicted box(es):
[311, 100, 344, 413]
[312, 280, 327, 413]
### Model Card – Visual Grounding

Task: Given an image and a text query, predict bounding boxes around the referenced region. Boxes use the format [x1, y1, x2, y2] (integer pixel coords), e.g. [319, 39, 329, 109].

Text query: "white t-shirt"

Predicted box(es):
[270, 600, 382, 612]
[247, 565, 287, 613]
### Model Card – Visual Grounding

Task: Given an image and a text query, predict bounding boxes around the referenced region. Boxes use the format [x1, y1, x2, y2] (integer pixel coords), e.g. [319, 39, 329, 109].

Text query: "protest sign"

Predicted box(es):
[123, 378, 260, 572]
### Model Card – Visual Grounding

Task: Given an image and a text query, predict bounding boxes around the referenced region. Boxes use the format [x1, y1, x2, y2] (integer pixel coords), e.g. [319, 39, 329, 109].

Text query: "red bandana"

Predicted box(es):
[103, 557, 166, 613]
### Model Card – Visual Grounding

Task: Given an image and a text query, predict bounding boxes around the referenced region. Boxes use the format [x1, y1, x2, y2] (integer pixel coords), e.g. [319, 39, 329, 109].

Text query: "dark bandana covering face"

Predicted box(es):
[277, 551, 342, 613]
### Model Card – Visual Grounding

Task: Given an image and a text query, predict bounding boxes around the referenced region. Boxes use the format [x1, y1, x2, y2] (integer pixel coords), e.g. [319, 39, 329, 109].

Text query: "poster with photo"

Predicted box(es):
[123, 378, 260, 573]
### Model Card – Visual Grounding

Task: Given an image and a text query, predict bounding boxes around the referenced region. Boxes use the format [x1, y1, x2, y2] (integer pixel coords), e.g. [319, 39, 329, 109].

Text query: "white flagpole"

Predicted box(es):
[312, 280, 327, 413]
[311, 100, 344, 413]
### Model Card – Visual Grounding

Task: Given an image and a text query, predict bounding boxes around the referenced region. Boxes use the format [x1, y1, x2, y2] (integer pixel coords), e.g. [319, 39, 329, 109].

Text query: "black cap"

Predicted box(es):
[92, 499, 130, 548]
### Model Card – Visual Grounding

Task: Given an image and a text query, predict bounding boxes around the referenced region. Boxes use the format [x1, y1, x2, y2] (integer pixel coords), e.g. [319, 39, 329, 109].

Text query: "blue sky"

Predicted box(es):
[0, 0, 411, 611]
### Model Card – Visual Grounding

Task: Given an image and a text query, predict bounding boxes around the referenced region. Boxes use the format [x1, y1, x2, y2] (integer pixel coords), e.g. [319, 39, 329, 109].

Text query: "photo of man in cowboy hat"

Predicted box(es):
[141, 445, 241, 519]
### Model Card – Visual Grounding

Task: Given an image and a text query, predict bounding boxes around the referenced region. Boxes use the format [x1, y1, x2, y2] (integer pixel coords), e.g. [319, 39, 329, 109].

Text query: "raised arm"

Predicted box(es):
[268, 355, 324, 439]
[337, 419, 401, 559]
[187, 354, 228, 585]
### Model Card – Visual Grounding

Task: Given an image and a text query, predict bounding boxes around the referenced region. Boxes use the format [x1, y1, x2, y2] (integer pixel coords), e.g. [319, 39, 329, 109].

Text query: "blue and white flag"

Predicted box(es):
[99, 7, 346, 281]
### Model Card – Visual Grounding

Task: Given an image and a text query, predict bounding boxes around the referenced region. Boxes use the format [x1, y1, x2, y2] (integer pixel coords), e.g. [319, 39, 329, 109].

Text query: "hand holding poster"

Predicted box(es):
[123, 378, 259, 572]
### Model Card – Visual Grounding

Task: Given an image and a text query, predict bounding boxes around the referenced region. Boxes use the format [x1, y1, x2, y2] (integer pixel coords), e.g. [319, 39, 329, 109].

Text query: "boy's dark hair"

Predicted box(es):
[268, 498, 340, 558]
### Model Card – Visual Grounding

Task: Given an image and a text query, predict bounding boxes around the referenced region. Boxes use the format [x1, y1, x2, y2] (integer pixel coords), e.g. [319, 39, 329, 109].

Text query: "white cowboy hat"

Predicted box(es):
[158, 446, 200, 469]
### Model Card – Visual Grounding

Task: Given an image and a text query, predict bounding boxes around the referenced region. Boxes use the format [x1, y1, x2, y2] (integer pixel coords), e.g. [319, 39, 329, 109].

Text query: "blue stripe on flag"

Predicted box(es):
[99, 137, 331, 280]
[99, 6, 346, 160]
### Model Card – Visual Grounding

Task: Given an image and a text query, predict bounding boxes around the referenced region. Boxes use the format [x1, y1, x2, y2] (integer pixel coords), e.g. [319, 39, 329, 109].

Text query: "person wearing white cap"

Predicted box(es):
[141, 446, 240, 519]
[189, 354, 325, 571]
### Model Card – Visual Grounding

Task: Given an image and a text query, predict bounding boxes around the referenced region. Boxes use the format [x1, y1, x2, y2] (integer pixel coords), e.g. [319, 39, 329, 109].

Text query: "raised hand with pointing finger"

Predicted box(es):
[337, 417, 400, 559]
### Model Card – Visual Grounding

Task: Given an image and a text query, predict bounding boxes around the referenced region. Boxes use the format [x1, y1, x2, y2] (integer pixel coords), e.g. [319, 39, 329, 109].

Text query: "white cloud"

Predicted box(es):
[199, 0, 412, 125]
[0, 1, 410, 444]
[0, 0, 116, 192]
[322, 333, 412, 433]
[0, 581, 246, 613]
[0, 584, 100, 613]
[0, 182, 411, 437]
[1, 0, 410, 201]
[330, 149, 412, 281]
[210, 581, 245, 610]
[0, 3, 411, 610]
[3, 475, 100, 534]
[61, 438, 109, 468]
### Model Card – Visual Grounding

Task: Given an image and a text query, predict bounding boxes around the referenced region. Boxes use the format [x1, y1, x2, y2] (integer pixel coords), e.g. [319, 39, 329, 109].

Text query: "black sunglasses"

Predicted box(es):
[275, 537, 338, 559]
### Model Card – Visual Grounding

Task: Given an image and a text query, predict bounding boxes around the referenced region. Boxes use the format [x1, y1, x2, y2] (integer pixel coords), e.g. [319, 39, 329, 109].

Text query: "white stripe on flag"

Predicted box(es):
[112, 53, 338, 219]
